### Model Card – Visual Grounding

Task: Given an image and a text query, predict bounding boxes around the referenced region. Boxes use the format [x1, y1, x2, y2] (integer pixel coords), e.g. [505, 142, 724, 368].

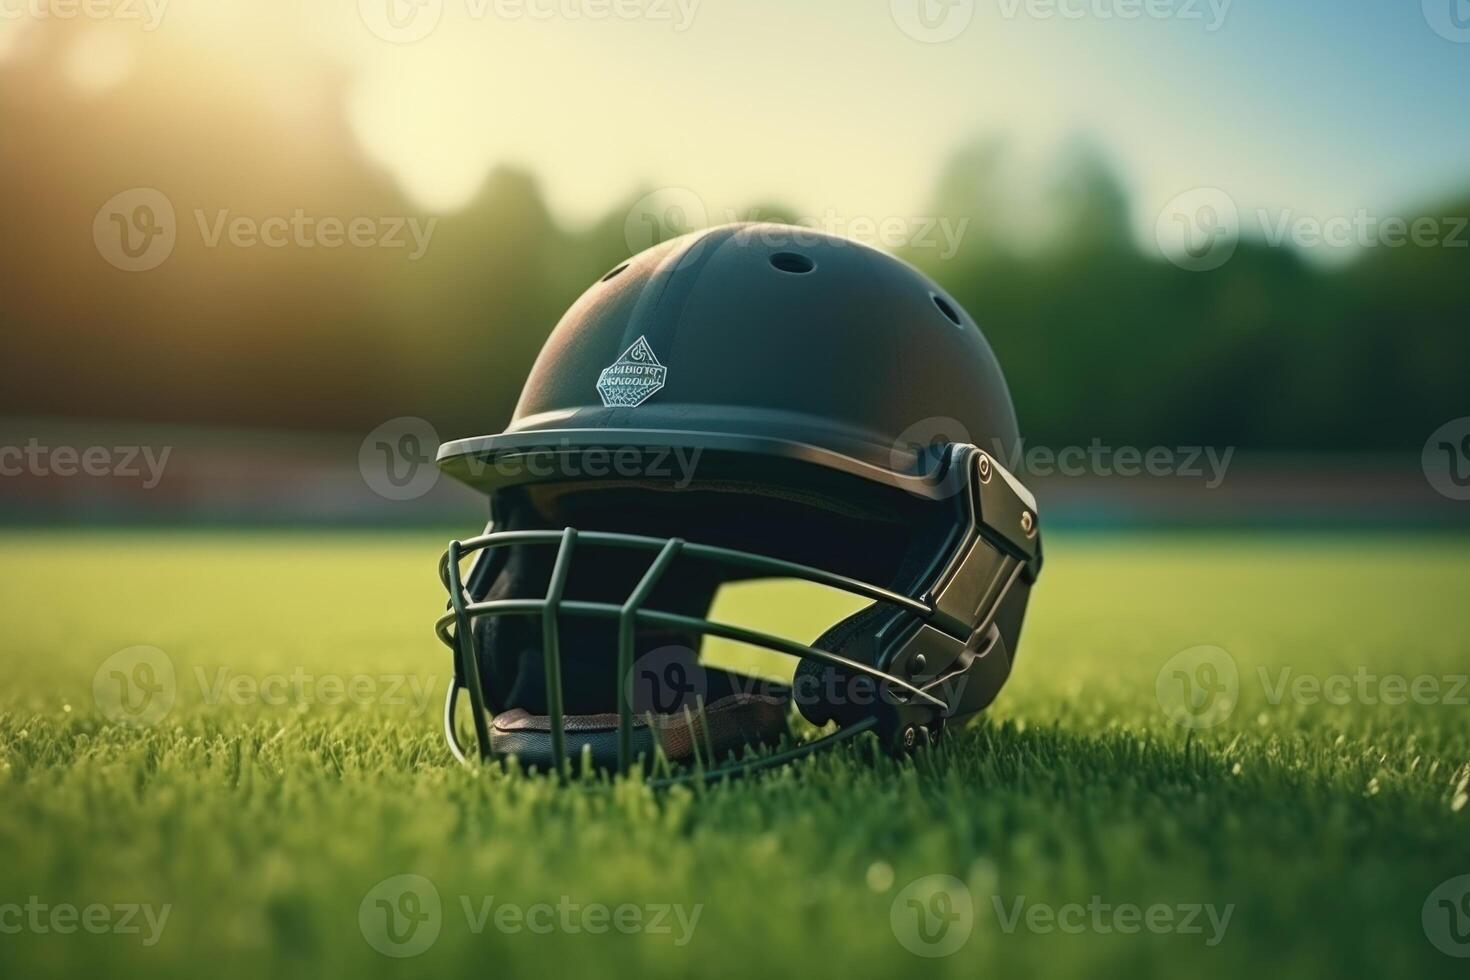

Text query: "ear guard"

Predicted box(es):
[794, 450, 1037, 736]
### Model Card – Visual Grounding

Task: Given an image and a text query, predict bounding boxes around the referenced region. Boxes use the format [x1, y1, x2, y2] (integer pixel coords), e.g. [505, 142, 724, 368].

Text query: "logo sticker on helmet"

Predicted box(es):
[596, 336, 667, 407]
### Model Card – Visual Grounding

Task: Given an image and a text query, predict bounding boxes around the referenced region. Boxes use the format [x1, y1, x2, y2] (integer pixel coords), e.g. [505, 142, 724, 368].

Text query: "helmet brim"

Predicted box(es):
[436, 426, 971, 502]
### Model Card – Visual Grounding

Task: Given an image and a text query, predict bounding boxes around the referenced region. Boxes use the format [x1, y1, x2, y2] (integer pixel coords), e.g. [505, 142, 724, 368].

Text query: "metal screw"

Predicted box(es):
[903, 726, 917, 749]
[1021, 511, 1035, 537]
[977, 453, 992, 483]
[911, 654, 927, 676]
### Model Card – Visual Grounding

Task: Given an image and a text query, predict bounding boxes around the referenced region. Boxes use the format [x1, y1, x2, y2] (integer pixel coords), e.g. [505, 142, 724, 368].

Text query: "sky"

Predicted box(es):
[5, 0, 1470, 241]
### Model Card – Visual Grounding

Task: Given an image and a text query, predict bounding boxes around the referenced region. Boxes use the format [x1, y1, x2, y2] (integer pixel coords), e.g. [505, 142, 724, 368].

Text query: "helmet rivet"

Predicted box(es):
[911, 654, 927, 676]
[1021, 511, 1036, 537]
[977, 453, 992, 483]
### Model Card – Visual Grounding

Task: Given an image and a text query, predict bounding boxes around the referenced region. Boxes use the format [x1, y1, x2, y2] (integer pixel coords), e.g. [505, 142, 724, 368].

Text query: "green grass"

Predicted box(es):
[1, 529, 1468, 979]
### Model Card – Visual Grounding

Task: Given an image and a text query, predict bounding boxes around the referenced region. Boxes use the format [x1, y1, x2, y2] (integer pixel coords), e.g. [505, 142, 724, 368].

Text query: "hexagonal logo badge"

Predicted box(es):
[596, 336, 667, 408]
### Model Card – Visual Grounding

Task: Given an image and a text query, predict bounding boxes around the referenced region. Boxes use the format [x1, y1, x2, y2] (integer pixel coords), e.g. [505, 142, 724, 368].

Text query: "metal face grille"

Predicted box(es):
[435, 528, 956, 780]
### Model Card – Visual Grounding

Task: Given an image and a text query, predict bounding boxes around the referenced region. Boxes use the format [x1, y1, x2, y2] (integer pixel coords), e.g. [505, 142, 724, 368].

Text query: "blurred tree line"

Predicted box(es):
[910, 138, 1469, 452]
[1, 23, 1464, 453]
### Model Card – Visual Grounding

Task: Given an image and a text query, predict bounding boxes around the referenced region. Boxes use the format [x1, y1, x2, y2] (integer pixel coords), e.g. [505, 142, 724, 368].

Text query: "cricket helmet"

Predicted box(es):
[433, 223, 1042, 781]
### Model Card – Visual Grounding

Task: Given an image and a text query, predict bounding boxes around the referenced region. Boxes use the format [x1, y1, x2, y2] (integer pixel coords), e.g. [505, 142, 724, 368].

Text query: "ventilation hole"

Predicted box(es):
[600, 262, 630, 282]
[932, 293, 963, 326]
[769, 251, 816, 275]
